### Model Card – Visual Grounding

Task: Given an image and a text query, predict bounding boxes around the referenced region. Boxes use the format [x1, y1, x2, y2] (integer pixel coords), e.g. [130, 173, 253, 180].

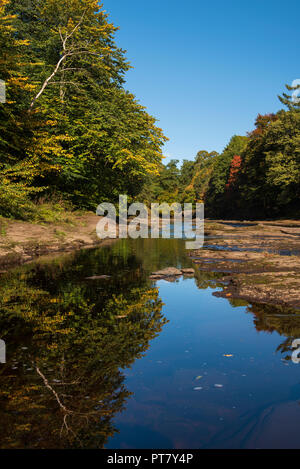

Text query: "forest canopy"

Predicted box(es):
[0, 0, 167, 219]
[0, 0, 299, 221]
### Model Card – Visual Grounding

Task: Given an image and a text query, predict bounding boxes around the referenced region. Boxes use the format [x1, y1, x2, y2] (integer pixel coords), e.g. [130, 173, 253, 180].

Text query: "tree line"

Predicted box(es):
[1, 0, 299, 221]
[0, 0, 167, 220]
[145, 86, 300, 219]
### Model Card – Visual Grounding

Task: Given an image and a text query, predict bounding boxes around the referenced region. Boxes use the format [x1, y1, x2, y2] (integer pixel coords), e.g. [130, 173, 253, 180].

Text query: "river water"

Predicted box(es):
[0, 236, 300, 448]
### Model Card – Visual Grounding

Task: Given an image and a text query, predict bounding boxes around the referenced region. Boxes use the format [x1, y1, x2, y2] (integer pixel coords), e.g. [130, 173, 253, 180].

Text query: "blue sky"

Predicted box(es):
[102, 0, 300, 163]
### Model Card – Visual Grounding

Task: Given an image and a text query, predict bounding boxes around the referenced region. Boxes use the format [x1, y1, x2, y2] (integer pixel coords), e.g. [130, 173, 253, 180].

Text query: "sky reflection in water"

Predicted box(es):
[0, 237, 299, 449]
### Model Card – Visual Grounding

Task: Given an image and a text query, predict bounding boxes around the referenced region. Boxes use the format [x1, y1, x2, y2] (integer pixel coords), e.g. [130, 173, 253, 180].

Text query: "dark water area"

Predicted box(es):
[0, 237, 300, 449]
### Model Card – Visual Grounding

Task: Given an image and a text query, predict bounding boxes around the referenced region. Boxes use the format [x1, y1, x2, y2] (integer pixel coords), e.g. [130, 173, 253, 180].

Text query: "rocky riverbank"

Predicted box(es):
[0, 213, 110, 268]
[189, 220, 300, 309]
[1, 215, 300, 309]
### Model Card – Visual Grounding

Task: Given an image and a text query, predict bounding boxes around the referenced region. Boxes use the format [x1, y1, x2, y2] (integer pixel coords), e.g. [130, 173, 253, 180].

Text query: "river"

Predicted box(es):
[0, 235, 299, 448]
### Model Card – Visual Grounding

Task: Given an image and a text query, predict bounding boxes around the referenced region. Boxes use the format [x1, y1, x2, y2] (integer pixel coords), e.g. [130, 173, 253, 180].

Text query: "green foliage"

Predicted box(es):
[0, 0, 167, 219]
[204, 98, 300, 219]
[136, 80, 300, 222]
[1, 0, 298, 222]
[237, 110, 300, 217]
[0, 179, 37, 220]
[191, 150, 218, 201]
[205, 135, 248, 217]
[0, 0, 49, 219]
[140, 151, 218, 206]
[279, 82, 300, 112]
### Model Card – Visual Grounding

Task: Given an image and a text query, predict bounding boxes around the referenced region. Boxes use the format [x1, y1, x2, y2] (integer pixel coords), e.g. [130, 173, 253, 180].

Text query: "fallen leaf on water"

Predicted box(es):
[214, 384, 223, 388]
[193, 387, 203, 391]
[223, 354, 233, 358]
[195, 376, 203, 380]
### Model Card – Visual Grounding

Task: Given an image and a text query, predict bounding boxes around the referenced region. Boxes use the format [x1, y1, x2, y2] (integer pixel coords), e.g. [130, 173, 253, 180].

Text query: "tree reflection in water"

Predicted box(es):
[0, 238, 299, 448]
[244, 302, 300, 360]
[0, 246, 167, 448]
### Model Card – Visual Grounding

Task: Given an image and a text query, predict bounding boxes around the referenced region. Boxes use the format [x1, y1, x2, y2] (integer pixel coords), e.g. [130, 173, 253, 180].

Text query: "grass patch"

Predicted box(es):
[0, 217, 7, 237]
[32, 200, 80, 224]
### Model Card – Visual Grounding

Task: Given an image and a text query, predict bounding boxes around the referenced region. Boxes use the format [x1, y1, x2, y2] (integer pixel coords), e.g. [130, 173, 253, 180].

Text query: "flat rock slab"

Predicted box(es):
[85, 275, 111, 280]
[151, 267, 182, 277]
[149, 275, 180, 283]
[150, 267, 195, 281]
[181, 268, 195, 274]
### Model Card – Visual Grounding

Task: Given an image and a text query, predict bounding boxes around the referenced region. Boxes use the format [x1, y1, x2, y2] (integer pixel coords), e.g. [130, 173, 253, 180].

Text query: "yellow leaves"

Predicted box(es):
[26, 385, 40, 391]
[66, 18, 76, 29]
[15, 39, 30, 47]
[15, 424, 31, 433]
[112, 148, 162, 177]
[50, 298, 60, 303]
[0, 14, 15, 22]
[0, 0, 11, 10]
[45, 120, 58, 126]
[46, 343, 58, 351]
[37, 313, 71, 334]
[28, 61, 45, 67]
[7, 77, 32, 92]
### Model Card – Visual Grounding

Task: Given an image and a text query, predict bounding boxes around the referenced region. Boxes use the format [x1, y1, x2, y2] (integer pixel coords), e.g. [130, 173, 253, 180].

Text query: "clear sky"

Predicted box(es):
[102, 0, 300, 162]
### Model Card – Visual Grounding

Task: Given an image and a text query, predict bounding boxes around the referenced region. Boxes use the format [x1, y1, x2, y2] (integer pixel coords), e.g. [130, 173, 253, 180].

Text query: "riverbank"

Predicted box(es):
[190, 220, 300, 309]
[1, 215, 300, 309]
[0, 212, 108, 268]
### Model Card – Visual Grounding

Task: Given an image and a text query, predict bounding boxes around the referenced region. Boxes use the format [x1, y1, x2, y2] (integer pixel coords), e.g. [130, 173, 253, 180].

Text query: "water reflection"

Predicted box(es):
[0, 244, 166, 448]
[0, 238, 299, 448]
[246, 303, 300, 360]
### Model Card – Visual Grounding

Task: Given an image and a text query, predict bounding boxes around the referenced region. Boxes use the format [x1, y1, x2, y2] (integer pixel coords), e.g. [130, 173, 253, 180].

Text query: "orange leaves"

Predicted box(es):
[225, 155, 242, 191]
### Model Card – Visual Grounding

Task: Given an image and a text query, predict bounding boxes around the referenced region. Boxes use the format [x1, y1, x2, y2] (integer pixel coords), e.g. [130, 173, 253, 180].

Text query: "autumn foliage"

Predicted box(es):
[0, 0, 167, 219]
[225, 155, 242, 191]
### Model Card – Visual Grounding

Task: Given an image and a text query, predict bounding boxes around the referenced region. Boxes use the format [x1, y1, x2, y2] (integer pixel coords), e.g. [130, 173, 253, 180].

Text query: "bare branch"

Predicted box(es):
[36, 366, 68, 413]
[28, 9, 89, 112]
[28, 54, 67, 112]
[63, 9, 87, 48]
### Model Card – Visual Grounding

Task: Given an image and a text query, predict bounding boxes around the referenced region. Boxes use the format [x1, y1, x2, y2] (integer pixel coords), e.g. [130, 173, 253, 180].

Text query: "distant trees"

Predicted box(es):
[140, 151, 218, 205]
[237, 110, 300, 217]
[205, 135, 248, 217]
[205, 103, 300, 219]
[192, 150, 218, 202]
[204, 103, 300, 219]
[226, 155, 242, 191]
[146, 81, 300, 220]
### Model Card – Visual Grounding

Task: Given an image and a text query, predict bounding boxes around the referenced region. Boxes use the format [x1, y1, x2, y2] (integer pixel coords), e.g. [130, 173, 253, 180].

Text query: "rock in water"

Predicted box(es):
[85, 275, 111, 280]
[151, 267, 182, 277]
[181, 268, 195, 275]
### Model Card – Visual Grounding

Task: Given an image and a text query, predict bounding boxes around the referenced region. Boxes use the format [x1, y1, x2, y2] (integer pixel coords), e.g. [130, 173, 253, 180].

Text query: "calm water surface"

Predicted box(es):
[0, 237, 300, 449]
